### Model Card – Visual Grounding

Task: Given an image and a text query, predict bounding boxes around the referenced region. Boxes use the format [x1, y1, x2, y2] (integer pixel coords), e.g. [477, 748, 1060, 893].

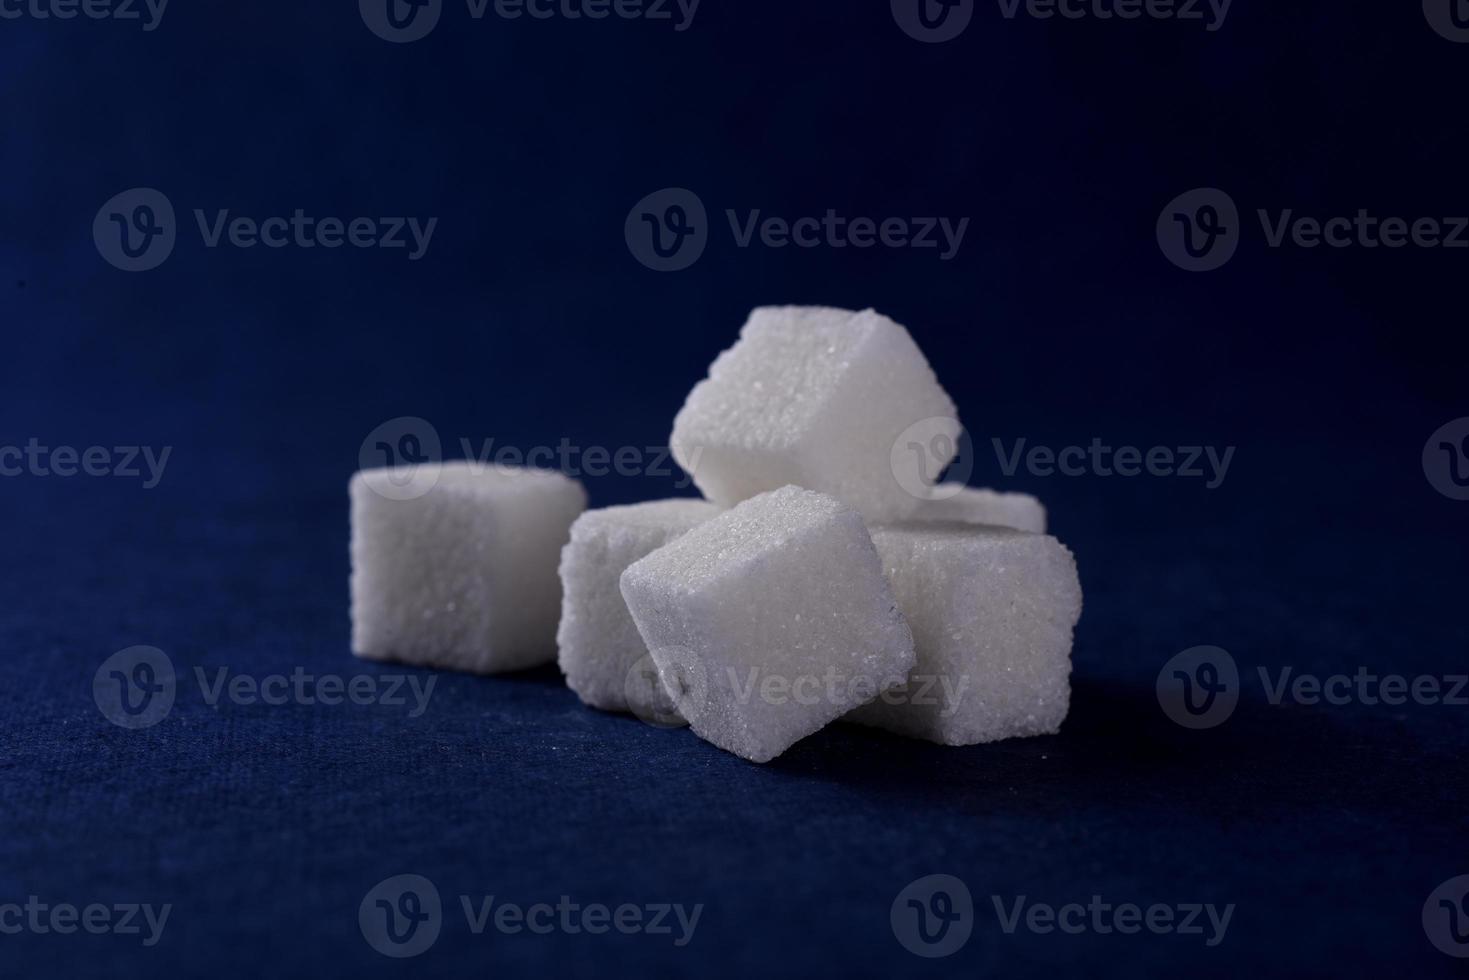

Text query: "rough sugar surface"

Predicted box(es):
[915, 484, 1048, 534]
[556, 498, 722, 716]
[845, 522, 1081, 745]
[620, 486, 916, 763]
[350, 462, 587, 675]
[669, 307, 959, 520]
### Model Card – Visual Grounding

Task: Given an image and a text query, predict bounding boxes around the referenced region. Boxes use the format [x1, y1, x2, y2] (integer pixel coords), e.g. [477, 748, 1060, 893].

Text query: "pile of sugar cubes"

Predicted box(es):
[350, 306, 1081, 763]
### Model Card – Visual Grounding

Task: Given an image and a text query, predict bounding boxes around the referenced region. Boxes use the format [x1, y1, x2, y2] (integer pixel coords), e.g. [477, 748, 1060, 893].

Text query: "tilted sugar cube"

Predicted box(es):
[619, 486, 917, 763]
[350, 462, 587, 674]
[670, 306, 959, 521]
[915, 484, 1048, 533]
[556, 498, 722, 720]
[845, 523, 1082, 745]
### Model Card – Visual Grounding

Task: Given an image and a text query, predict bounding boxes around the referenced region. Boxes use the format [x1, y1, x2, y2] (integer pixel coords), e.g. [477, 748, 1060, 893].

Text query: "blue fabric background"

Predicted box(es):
[2, 1, 1467, 976]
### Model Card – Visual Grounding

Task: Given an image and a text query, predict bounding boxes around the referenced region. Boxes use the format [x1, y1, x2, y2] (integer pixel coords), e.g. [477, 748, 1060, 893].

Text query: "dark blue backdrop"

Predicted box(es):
[3, 1, 1467, 976]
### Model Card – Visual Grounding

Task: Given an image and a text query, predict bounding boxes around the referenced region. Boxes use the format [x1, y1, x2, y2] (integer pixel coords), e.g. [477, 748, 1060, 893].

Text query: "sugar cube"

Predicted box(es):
[556, 498, 723, 720]
[846, 523, 1082, 745]
[620, 486, 916, 763]
[350, 462, 587, 674]
[670, 306, 959, 521]
[915, 484, 1048, 533]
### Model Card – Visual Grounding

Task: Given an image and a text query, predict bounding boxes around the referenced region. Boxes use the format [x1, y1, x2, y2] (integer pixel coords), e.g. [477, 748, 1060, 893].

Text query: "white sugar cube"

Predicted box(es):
[670, 307, 959, 521]
[350, 462, 587, 674]
[846, 523, 1082, 745]
[620, 486, 916, 763]
[915, 484, 1048, 533]
[556, 498, 722, 720]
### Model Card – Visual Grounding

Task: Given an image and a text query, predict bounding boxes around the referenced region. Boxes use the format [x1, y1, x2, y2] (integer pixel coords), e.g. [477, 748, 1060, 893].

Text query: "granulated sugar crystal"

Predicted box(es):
[557, 498, 722, 720]
[351, 462, 586, 675]
[670, 306, 959, 521]
[620, 486, 916, 762]
[846, 522, 1081, 745]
